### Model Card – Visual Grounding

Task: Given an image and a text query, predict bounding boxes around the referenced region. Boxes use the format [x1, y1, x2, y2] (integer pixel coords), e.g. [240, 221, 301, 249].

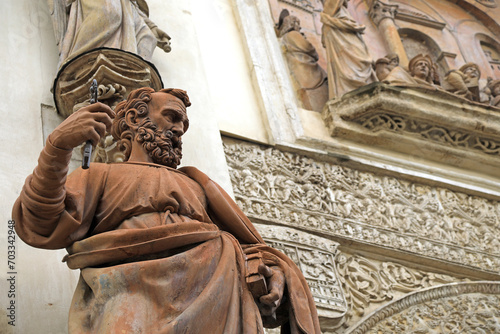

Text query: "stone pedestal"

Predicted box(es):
[322, 83, 500, 178]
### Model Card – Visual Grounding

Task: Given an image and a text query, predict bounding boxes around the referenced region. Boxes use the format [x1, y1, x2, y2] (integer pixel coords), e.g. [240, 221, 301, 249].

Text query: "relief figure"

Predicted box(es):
[277, 10, 329, 112]
[320, 0, 377, 99]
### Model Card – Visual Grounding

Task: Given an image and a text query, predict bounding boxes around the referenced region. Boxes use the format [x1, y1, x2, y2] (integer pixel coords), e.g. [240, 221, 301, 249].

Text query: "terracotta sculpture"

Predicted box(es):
[12, 87, 321, 333]
[443, 63, 481, 101]
[48, 0, 171, 68]
[277, 10, 328, 112]
[321, 0, 377, 99]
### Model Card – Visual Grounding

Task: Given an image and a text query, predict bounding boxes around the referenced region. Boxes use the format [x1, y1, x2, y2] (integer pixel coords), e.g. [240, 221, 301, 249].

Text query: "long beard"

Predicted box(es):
[135, 118, 183, 168]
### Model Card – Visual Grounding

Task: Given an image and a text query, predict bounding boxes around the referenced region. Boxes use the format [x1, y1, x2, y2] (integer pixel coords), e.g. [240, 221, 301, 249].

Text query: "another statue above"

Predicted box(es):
[277, 10, 328, 112]
[374, 53, 416, 85]
[13, 87, 321, 333]
[321, 0, 377, 99]
[48, 0, 171, 68]
[443, 63, 481, 101]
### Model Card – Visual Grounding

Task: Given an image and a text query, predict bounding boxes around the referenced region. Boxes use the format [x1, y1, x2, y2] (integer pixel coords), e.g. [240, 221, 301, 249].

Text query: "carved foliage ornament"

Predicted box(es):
[223, 139, 500, 273]
[359, 113, 500, 155]
[346, 282, 500, 334]
[335, 252, 462, 327]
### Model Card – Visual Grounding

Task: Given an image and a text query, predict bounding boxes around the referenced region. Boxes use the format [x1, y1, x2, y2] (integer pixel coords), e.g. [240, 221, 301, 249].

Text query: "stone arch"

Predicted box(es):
[398, 28, 446, 79]
[346, 282, 500, 334]
[476, 33, 500, 78]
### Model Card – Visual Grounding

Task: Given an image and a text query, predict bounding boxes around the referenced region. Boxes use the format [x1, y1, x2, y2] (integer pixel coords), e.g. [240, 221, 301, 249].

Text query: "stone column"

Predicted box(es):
[369, 0, 409, 68]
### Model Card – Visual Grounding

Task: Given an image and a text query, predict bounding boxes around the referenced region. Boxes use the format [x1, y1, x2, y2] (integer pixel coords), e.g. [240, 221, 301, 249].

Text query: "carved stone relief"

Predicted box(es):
[346, 282, 500, 334]
[357, 113, 500, 155]
[335, 252, 464, 332]
[254, 223, 347, 331]
[223, 138, 500, 274]
[53, 48, 163, 118]
[323, 83, 500, 177]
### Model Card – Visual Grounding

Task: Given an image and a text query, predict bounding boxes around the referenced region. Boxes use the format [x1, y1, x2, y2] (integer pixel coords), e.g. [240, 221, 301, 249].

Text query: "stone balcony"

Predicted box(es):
[322, 83, 500, 178]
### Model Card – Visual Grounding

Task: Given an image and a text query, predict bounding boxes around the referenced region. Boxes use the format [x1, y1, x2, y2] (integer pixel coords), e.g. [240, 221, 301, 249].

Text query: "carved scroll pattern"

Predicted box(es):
[357, 113, 500, 155]
[335, 252, 462, 328]
[347, 282, 500, 334]
[255, 224, 347, 314]
[223, 139, 500, 273]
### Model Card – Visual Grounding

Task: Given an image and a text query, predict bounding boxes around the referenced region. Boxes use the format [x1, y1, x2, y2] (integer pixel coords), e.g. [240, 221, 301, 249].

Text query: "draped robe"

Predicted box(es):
[12, 140, 321, 334]
[54, 0, 157, 67]
[321, 0, 376, 99]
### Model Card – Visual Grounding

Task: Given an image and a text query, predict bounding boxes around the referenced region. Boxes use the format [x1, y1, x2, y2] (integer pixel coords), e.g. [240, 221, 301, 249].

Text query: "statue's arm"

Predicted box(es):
[139, 11, 172, 53]
[12, 103, 114, 249]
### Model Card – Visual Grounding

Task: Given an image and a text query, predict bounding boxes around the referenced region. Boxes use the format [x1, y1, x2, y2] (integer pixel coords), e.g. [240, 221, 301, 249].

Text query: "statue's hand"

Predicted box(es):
[152, 27, 172, 53]
[257, 264, 285, 317]
[49, 103, 115, 150]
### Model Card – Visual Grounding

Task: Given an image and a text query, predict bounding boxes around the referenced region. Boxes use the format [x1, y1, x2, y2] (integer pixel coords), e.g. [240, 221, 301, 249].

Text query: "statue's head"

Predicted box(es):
[409, 54, 433, 82]
[459, 63, 481, 80]
[111, 87, 191, 168]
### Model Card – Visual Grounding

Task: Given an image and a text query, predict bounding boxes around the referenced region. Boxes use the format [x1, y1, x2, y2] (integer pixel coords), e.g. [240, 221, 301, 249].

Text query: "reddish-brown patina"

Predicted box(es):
[13, 88, 321, 333]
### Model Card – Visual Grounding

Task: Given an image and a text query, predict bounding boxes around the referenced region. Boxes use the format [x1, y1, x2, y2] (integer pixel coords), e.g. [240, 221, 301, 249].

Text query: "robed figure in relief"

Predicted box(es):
[321, 0, 377, 99]
[12, 87, 321, 333]
[48, 0, 171, 68]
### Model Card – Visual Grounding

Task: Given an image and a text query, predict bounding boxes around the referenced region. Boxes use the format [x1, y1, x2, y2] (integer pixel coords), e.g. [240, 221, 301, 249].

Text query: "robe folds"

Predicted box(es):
[57, 0, 157, 67]
[321, 0, 377, 99]
[12, 140, 320, 334]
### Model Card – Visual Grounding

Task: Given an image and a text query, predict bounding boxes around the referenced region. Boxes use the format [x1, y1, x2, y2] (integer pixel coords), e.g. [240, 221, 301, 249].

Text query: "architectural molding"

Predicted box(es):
[223, 138, 500, 276]
[322, 83, 500, 178]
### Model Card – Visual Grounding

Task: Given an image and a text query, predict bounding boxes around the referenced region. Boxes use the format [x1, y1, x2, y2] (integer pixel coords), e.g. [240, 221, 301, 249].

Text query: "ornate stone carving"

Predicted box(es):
[254, 223, 347, 330]
[335, 252, 462, 328]
[323, 83, 500, 177]
[357, 113, 500, 155]
[53, 48, 163, 118]
[369, 1, 398, 27]
[223, 138, 500, 274]
[346, 282, 500, 334]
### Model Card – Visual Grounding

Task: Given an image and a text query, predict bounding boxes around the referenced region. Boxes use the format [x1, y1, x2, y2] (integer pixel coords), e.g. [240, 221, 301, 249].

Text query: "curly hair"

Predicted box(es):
[111, 87, 191, 161]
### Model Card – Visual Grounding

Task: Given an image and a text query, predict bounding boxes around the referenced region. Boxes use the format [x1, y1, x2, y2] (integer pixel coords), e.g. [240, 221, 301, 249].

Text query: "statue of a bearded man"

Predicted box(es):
[12, 87, 321, 333]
